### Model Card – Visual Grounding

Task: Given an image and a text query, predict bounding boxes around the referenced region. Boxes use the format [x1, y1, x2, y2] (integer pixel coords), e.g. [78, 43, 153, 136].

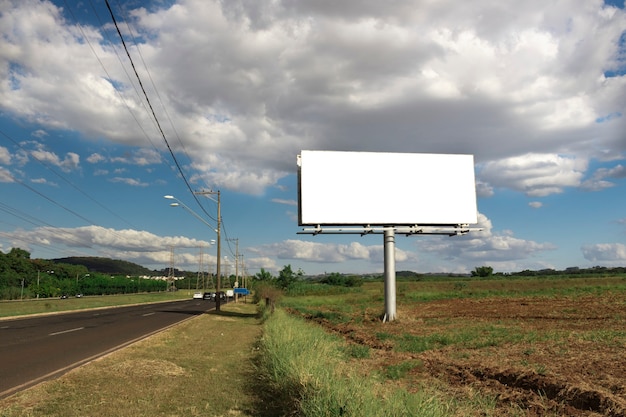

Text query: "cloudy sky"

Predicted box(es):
[1, 0, 625, 277]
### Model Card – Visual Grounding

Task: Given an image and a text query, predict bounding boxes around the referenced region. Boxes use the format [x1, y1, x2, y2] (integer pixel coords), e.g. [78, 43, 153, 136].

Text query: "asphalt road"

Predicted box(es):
[0, 298, 214, 398]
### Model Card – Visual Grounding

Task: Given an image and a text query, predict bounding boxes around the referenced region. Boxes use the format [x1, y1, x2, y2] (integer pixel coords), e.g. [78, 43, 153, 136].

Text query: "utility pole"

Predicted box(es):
[197, 245, 204, 291]
[194, 190, 221, 311]
[229, 238, 242, 302]
[228, 238, 239, 287]
[240, 254, 245, 288]
[168, 245, 175, 292]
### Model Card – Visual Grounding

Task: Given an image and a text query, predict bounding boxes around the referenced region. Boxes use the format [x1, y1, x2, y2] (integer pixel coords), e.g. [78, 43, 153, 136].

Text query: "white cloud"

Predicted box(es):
[528, 201, 543, 208]
[109, 177, 149, 187]
[0, 167, 14, 183]
[30, 148, 80, 172]
[2, 225, 215, 268]
[0, 147, 11, 165]
[414, 213, 556, 271]
[479, 153, 587, 197]
[13, 150, 29, 166]
[581, 243, 626, 262]
[108, 149, 162, 166]
[249, 239, 410, 265]
[476, 181, 494, 198]
[271, 198, 297, 206]
[64, 152, 80, 171]
[1, 0, 624, 194]
[133, 148, 162, 166]
[581, 164, 626, 191]
[87, 153, 106, 163]
[245, 256, 279, 274]
[31, 177, 57, 186]
[31, 129, 48, 138]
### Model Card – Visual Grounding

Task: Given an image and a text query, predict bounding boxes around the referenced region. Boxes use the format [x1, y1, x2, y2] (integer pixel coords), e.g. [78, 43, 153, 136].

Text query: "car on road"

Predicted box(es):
[203, 292, 213, 300]
[192, 292, 203, 299]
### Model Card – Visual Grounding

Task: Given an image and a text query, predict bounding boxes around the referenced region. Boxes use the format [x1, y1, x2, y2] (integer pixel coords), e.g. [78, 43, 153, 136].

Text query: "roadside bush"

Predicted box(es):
[254, 282, 283, 317]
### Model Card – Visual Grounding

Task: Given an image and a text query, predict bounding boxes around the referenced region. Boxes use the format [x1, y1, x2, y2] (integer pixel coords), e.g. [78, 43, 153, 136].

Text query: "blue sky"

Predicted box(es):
[0, 0, 625, 276]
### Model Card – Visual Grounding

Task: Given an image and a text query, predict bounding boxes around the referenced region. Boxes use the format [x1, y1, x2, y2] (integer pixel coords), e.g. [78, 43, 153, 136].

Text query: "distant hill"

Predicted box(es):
[51, 257, 154, 275]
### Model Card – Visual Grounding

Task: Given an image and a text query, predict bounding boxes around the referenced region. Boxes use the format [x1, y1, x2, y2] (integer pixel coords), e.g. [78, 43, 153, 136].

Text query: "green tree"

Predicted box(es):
[320, 272, 363, 287]
[276, 264, 303, 290]
[471, 266, 494, 277]
[344, 275, 363, 287]
[254, 268, 274, 281]
[7, 248, 34, 278]
[320, 272, 343, 286]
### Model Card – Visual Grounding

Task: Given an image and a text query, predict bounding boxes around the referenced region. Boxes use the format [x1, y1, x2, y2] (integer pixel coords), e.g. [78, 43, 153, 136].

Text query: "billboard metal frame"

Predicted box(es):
[297, 150, 477, 226]
[297, 150, 481, 322]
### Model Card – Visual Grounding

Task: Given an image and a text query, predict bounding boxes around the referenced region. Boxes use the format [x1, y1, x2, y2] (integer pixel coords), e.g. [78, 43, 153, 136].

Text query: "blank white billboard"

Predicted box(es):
[298, 150, 478, 226]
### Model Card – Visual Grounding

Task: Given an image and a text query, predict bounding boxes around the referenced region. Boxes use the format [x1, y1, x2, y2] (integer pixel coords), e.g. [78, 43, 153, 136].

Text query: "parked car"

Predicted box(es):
[203, 292, 213, 300]
[192, 292, 203, 299]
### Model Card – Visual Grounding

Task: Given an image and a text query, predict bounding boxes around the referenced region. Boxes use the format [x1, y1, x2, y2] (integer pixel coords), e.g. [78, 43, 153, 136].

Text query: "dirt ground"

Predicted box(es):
[299, 293, 626, 416]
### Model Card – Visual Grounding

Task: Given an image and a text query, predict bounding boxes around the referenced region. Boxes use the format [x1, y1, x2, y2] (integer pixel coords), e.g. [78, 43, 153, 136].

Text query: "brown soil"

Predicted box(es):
[293, 294, 626, 416]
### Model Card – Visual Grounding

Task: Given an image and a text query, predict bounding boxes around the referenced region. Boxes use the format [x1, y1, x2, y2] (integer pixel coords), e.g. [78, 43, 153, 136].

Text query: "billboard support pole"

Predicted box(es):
[383, 228, 397, 322]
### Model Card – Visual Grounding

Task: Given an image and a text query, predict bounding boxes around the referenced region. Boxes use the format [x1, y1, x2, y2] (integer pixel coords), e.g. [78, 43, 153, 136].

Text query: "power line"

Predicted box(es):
[0, 127, 138, 230]
[104, 0, 202, 208]
[101, 0, 221, 225]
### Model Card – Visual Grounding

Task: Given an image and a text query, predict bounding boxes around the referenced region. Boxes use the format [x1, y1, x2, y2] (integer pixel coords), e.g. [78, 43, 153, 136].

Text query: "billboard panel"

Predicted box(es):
[298, 150, 478, 226]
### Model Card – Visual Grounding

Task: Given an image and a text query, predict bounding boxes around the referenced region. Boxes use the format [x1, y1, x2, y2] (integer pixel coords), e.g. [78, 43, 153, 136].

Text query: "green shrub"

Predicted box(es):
[384, 360, 422, 380]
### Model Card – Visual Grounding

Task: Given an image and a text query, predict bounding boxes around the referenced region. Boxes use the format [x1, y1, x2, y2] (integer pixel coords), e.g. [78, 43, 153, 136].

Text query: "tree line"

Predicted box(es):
[0, 248, 166, 300]
[475, 265, 626, 277]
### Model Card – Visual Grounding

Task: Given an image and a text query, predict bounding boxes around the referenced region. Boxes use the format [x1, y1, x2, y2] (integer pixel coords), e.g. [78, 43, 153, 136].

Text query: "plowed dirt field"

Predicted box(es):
[297, 292, 626, 416]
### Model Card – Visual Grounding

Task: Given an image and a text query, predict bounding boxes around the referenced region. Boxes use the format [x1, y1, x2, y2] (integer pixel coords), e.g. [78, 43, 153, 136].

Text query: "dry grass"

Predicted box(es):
[0, 302, 262, 417]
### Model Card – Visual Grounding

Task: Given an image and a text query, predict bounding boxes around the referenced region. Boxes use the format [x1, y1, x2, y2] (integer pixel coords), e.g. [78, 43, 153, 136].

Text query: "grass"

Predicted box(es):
[375, 323, 541, 353]
[0, 302, 263, 417]
[256, 309, 455, 417]
[281, 276, 626, 318]
[401, 275, 626, 301]
[384, 360, 423, 380]
[0, 292, 190, 319]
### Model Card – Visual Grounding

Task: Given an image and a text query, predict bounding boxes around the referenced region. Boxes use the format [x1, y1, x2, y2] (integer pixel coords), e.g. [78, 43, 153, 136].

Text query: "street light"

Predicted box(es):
[164, 196, 218, 232]
[76, 273, 89, 294]
[164, 193, 223, 311]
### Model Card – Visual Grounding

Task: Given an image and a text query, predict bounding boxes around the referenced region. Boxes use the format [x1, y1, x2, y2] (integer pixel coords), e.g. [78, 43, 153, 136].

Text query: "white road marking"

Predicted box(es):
[49, 327, 84, 336]
[142, 312, 155, 317]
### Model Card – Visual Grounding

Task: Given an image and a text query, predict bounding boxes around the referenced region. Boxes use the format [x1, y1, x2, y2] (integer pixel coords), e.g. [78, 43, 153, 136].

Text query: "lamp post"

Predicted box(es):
[164, 192, 223, 311]
[193, 190, 222, 311]
[76, 273, 89, 295]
